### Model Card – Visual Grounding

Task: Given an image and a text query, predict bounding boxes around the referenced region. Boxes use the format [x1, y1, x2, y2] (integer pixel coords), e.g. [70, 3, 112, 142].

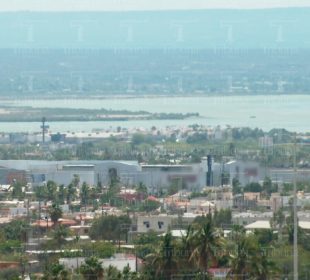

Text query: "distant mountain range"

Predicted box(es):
[1, 8, 310, 49]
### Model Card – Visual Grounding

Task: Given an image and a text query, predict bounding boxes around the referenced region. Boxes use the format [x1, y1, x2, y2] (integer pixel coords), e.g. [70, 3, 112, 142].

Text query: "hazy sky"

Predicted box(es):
[1, 0, 310, 12]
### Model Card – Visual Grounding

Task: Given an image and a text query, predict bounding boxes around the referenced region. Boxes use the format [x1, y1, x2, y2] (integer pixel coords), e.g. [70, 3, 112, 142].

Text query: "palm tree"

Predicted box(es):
[80, 256, 104, 280]
[270, 208, 285, 242]
[46, 180, 58, 202]
[104, 265, 122, 280]
[145, 232, 178, 279]
[188, 218, 225, 274]
[72, 174, 80, 188]
[136, 182, 148, 199]
[48, 263, 70, 280]
[227, 234, 253, 280]
[251, 249, 278, 280]
[48, 203, 63, 225]
[81, 182, 90, 211]
[58, 184, 67, 204]
[66, 182, 77, 207]
[178, 225, 194, 270]
[11, 181, 24, 200]
[52, 224, 70, 247]
[227, 232, 278, 280]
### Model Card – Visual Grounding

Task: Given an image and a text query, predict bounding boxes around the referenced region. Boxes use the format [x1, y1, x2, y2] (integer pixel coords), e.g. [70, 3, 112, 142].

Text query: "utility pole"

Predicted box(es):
[293, 134, 298, 280]
[272, 138, 310, 279]
[41, 117, 46, 144]
[38, 198, 41, 246]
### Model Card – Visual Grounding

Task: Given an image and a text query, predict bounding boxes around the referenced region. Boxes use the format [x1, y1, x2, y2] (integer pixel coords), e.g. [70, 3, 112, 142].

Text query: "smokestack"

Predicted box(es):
[206, 154, 213, 186]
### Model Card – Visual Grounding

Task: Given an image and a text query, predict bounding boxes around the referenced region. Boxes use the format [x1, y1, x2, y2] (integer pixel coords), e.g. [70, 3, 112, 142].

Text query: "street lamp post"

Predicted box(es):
[246, 136, 310, 280]
[45, 215, 49, 232]
[272, 138, 301, 280]
[293, 137, 298, 280]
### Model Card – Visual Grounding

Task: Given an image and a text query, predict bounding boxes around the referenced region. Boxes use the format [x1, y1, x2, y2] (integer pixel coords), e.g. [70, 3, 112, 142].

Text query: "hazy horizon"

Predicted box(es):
[1, 0, 310, 12]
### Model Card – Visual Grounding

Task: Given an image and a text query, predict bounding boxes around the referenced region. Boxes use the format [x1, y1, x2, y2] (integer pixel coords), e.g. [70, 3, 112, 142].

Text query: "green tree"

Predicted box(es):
[48, 203, 63, 225]
[140, 199, 160, 212]
[3, 220, 28, 242]
[66, 178, 77, 206]
[262, 177, 278, 197]
[81, 241, 114, 258]
[227, 233, 257, 280]
[58, 184, 67, 204]
[177, 225, 194, 272]
[189, 216, 224, 273]
[52, 224, 70, 247]
[271, 208, 285, 242]
[145, 233, 178, 279]
[254, 229, 275, 246]
[244, 182, 262, 193]
[42, 263, 70, 280]
[131, 133, 154, 146]
[227, 231, 277, 280]
[72, 174, 80, 188]
[80, 256, 104, 280]
[0, 268, 20, 280]
[81, 182, 90, 210]
[232, 178, 242, 195]
[11, 181, 24, 200]
[46, 180, 58, 202]
[96, 181, 103, 194]
[213, 209, 232, 227]
[76, 142, 94, 160]
[104, 265, 122, 280]
[89, 215, 131, 242]
[35, 184, 49, 203]
[136, 182, 148, 197]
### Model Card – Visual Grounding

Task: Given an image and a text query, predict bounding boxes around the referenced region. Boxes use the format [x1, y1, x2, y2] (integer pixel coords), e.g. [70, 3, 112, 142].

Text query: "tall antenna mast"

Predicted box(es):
[42, 117, 46, 143]
[41, 117, 49, 144]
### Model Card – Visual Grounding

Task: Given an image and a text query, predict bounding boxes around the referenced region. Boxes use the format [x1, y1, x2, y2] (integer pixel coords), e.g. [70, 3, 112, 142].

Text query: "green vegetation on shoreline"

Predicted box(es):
[0, 106, 199, 122]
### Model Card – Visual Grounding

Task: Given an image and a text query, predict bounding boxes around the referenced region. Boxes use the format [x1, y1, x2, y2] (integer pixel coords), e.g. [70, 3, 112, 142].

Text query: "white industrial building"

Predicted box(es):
[0, 159, 271, 192]
[225, 160, 263, 186]
[0, 160, 216, 192]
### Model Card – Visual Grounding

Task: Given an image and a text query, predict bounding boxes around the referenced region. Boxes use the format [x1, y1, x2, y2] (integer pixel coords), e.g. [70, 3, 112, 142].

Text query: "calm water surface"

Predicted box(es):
[0, 95, 309, 133]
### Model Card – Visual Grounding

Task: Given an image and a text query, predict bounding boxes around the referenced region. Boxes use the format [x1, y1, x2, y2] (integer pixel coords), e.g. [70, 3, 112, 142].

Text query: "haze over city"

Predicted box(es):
[0, 1, 309, 279]
[1, 0, 310, 11]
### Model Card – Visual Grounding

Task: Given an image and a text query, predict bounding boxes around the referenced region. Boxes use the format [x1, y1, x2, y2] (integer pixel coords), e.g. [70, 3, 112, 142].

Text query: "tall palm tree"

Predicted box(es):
[227, 232, 278, 280]
[251, 249, 278, 280]
[58, 184, 67, 204]
[178, 225, 194, 271]
[145, 232, 178, 279]
[66, 182, 77, 207]
[189, 218, 225, 273]
[227, 234, 253, 280]
[270, 208, 285, 242]
[81, 182, 90, 211]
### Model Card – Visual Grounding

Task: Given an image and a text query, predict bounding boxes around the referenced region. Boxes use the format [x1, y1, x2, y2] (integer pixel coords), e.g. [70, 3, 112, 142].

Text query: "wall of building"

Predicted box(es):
[269, 168, 310, 184]
[225, 160, 264, 186]
[137, 215, 173, 233]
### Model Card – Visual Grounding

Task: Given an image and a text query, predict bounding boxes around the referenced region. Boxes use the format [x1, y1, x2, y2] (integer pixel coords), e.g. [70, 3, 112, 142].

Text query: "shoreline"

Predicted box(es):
[0, 93, 309, 101]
